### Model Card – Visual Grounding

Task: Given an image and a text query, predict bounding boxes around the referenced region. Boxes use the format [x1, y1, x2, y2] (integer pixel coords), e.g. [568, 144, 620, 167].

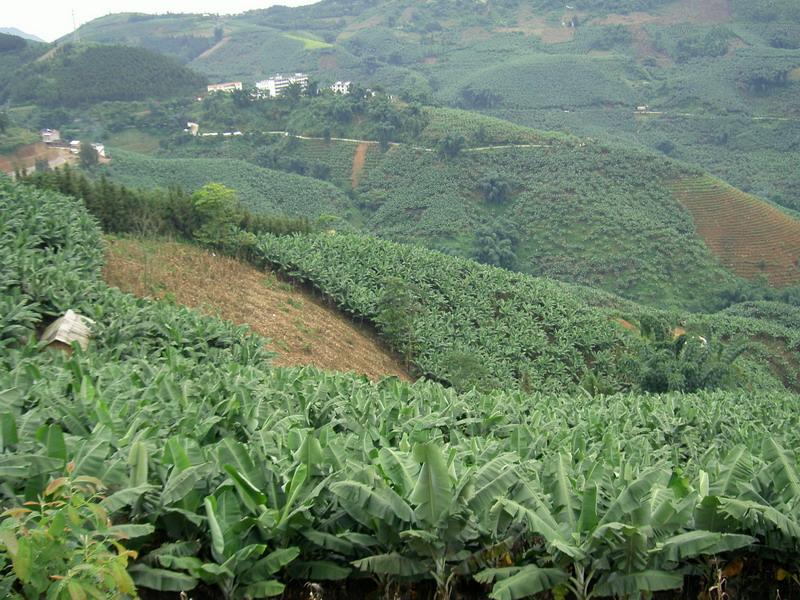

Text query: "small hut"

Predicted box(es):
[40, 310, 94, 352]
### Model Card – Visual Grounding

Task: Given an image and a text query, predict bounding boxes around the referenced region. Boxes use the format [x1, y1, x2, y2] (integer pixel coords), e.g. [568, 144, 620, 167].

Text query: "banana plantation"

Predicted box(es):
[3, 179, 800, 599]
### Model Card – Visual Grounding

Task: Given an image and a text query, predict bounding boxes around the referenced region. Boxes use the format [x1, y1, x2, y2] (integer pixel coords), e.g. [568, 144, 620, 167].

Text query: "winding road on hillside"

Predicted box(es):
[199, 129, 551, 153]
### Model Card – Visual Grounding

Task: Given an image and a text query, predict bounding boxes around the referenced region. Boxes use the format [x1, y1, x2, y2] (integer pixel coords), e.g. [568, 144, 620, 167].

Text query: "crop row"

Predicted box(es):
[671, 177, 800, 286]
[3, 178, 800, 599]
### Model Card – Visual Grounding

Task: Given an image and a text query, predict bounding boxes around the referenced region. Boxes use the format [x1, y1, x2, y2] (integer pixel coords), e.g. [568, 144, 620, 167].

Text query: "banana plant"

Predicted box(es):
[478, 455, 754, 599]
[332, 443, 520, 599]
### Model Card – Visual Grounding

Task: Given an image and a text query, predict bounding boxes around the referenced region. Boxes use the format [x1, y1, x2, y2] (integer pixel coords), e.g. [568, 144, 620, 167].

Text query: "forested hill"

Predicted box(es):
[0, 43, 206, 107]
[70, 0, 800, 213]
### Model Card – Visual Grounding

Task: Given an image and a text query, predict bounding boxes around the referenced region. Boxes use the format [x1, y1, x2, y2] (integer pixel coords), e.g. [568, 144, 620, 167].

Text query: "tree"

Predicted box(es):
[79, 143, 99, 169]
[191, 183, 239, 246]
[375, 276, 422, 367]
[479, 172, 513, 203]
[0, 111, 9, 134]
[437, 133, 465, 159]
[213, 26, 224, 43]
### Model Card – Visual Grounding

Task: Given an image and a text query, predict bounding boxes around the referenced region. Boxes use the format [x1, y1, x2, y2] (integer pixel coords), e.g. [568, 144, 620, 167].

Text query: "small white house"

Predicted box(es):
[69, 140, 81, 155]
[207, 81, 243, 93]
[41, 128, 61, 143]
[330, 81, 352, 95]
[91, 143, 106, 158]
[187, 122, 199, 136]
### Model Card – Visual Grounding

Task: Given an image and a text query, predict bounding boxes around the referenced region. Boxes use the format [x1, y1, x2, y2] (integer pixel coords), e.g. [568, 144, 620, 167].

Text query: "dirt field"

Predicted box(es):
[103, 238, 411, 381]
[670, 177, 800, 287]
[0, 143, 76, 175]
[593, 0, 731, 26]
[350, 142, 368, 188]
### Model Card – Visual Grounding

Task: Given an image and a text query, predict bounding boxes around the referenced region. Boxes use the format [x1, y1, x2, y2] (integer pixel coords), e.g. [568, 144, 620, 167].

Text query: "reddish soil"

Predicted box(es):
[593, 0, 731, 26]
[0, 143, 75, 175]
[195, 36, 229, 60]
[319, 54, 339, 71]
[350, 142, 368, 188]
[103, 238, 411, 381]
[670, 177, 800, 287]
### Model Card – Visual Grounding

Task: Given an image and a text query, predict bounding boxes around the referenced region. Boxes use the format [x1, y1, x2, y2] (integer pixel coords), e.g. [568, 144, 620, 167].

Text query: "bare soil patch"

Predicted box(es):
[195, 36, 230, 61]
[593, 0, 731, 26]
[670, 177, 800, 287]
[0, 143, 75, 175]
[103, 238, 411, 381]
[351, 142, 368, 188]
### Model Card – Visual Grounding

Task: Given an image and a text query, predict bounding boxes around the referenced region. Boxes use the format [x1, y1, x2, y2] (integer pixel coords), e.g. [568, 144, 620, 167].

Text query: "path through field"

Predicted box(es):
[195, 36, 230, 60]
[670, 177, 800, 287]
[103, 238, 411, 381]
[351, 142, 368, 187]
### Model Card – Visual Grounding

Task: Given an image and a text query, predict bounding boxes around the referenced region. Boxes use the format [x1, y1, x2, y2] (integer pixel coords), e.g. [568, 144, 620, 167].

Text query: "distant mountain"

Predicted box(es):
[68, 0, 800, 214]
[1, 43, 207, 106]
[0, 27, 44, 43]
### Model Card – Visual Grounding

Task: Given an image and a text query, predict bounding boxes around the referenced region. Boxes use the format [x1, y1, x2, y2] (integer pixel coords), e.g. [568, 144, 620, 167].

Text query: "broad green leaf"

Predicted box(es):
[476, 565, 569, 600]
[594, 570, 683, 596]
[129, 565, 199, 592]
[224, 463, 267, 512]
[162, 464, 206, 506]
[245, 580, 285, 598]
[353, 552, 429, 576]
[204, 496, 226, 562]
[411, 442, 452, 526]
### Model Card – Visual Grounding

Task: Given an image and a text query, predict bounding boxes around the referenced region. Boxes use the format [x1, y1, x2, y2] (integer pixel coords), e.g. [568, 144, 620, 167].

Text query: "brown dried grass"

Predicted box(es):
[103, 237, 411, 381]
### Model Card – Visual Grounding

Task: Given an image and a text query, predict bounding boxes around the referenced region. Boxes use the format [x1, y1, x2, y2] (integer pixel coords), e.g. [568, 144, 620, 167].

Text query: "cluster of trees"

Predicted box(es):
[3, 44, 207, 107]
[0, 32, 27, 52]
[626, 315, 746, 393]
[17, 166, 312, 243]
[670, 27, 734, 63]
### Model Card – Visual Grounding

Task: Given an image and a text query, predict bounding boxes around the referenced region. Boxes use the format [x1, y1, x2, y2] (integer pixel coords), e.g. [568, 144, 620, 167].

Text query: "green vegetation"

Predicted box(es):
[1, 44, 206, 107]
[17, 165, 313, 242]
[102, 148, 352, 223]
[254, 231, 795, 393]
[2, 174, 800, 599]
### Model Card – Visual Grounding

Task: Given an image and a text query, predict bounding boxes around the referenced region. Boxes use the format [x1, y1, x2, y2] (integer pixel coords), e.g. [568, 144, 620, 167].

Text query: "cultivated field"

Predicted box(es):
[670, 177, 800, 287]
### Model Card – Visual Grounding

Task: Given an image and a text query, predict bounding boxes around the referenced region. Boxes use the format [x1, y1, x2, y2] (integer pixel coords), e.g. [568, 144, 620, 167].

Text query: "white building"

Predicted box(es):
[41, 128, 61, 143]
[207, 81, 243, 93]
[255, 73, 309, 98]
[91, 143, 106, 158]
[330, 81, 352, 95]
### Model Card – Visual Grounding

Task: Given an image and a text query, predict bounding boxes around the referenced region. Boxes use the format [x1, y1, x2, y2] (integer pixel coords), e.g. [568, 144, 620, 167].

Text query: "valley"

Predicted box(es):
[1, 0, 800, 598]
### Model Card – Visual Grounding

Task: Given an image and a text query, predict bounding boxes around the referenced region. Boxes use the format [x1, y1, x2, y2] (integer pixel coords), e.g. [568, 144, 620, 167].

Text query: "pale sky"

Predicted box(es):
[2, 0, 318, 42]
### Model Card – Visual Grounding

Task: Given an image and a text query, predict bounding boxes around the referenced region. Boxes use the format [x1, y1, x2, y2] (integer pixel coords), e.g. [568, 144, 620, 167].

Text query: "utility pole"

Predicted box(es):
[72, 9, 80, 43]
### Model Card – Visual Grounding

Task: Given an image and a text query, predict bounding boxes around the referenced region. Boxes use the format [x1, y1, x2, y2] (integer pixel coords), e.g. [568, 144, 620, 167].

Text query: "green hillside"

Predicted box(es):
[103, 148, 353, 222]
[151, 99, 751, 311]
[4, 176, 800, 599]
[68, 0, 800, 213]
[1, 43, 206, 107]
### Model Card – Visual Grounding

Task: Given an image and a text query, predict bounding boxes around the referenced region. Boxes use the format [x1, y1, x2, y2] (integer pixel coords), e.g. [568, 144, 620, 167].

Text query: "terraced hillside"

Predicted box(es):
[670, 177, 800, 287]
[103, 237, 409, 381]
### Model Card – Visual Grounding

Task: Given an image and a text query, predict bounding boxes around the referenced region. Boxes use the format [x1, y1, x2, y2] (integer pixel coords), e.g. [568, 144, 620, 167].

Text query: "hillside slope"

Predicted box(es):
[6, 174, 800, 600]
[103, 149, 353, 222]
[103, 237, 410, 381]
[70, 0, 800, 213]
[670, 177, 800, 286]
[1, 43, 206, 106]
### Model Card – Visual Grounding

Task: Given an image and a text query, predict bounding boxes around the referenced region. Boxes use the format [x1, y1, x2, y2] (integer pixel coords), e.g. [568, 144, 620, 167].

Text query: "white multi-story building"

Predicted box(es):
[40, 128, 61, 143]
[255, 73, 309, 98]
[207, 81, 243, 93]
[330, 81, 352, 95]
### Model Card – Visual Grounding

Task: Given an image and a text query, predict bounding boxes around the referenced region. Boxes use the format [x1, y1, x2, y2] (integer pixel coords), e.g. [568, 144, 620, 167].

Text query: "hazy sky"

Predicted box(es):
[2, 1, 317, 42]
